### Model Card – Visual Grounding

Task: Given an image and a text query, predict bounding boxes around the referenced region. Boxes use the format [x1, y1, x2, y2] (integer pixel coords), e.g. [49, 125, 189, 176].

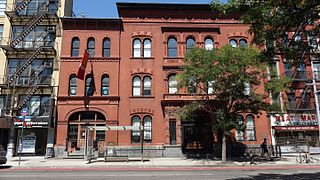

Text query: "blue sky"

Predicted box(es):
[73, 0, 214, 18]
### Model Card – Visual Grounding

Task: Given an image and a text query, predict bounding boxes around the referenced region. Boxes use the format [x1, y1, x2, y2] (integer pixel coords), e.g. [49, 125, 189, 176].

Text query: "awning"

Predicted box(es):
[274, 126, 319, 131]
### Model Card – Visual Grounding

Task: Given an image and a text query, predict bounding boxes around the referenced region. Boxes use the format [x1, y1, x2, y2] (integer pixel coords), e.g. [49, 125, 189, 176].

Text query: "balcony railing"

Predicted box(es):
[163, 57, 184, 68]
[284, 70, 313, 81]
[7, 75, 52, 86]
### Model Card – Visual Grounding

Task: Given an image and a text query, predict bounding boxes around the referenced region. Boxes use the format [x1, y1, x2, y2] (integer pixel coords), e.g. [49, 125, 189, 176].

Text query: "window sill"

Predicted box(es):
[130, 96, 155, 99]
[130, 57, 155, 60]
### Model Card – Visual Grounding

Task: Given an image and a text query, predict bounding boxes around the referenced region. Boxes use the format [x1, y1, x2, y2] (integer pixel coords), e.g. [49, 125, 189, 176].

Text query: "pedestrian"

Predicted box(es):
[261, 138, 269, 159]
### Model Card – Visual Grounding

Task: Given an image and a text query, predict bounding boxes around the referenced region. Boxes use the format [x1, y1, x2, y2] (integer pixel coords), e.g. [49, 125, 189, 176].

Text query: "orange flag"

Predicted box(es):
[76, 50, 89, 80]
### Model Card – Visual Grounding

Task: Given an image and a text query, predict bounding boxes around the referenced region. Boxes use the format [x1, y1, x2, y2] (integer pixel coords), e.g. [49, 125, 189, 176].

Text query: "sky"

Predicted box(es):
[73, 0, 214, 18]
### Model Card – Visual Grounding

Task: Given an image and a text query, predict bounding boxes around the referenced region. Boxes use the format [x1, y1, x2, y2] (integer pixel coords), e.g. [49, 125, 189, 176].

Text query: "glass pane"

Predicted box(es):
[205, 38, 214, 50]
[229, 39, 237, 47]
[239, 39, 247, 47]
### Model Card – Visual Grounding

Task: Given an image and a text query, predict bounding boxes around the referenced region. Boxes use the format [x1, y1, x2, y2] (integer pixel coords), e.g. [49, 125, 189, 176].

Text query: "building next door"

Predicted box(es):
[67, 111, 106, 154]
[181, 111, 213, 158]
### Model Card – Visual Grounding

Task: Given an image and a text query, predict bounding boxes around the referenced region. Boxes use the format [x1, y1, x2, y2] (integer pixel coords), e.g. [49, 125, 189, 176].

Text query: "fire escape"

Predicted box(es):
[0, 0, 58, 117]
[284, 65, 315, 112]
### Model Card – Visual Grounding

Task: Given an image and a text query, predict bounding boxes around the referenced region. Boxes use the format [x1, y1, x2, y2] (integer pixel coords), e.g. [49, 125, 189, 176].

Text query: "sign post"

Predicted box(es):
[19, 108, 28, 166]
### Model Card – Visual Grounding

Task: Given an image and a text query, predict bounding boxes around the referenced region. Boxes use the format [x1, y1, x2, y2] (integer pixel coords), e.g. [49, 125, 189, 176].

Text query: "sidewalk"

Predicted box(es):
[3, 155, 320, 169]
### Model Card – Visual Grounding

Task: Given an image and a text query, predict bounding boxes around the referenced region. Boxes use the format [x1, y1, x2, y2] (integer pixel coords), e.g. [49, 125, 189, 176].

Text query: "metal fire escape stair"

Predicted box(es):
[15, 0, 32, 14]
[17, 85, 41, 109]
[11, 11, 48, 47]
[5, 46, 54, 85]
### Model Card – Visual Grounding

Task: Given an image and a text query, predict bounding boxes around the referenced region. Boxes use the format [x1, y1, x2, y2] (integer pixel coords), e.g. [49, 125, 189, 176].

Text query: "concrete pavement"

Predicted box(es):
[2, 155, 320, 169]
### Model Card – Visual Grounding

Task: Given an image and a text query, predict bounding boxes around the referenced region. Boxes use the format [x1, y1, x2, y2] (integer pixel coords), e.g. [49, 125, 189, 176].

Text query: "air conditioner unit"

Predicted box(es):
[47, 26, 56, 32]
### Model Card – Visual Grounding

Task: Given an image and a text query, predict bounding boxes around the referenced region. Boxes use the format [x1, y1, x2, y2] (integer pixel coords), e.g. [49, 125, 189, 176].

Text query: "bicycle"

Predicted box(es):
[296, 152, 320, 163]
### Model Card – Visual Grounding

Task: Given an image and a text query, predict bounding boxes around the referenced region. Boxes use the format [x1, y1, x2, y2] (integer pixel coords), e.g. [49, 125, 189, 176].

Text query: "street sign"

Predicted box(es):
[21, 108, 29, 116]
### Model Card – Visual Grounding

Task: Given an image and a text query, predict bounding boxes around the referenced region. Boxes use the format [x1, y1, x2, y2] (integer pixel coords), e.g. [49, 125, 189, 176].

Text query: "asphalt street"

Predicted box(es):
[1, 168, 320, 180]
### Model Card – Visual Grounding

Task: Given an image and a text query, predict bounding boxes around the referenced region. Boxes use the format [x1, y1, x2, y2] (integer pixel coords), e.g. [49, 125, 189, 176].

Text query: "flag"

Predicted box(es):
[76, 50, 89, 80]
[86, 64, 96, 96]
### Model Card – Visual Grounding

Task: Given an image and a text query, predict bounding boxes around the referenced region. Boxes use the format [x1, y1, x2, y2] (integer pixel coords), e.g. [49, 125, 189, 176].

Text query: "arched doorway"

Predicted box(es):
[67, 111, 106, 155]
[181, 110, 213, 158]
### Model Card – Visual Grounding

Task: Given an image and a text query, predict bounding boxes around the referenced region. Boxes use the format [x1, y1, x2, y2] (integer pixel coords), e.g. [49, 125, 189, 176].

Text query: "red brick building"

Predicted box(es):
[55, 3, 272, 158]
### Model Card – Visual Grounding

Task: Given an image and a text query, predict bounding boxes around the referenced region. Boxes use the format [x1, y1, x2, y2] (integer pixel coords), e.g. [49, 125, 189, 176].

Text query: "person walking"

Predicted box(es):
[261, 138, 269, 159]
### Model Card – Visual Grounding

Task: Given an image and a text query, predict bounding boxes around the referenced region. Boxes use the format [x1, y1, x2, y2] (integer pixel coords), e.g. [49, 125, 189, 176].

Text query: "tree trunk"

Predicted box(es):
[221, 132, 227, 163]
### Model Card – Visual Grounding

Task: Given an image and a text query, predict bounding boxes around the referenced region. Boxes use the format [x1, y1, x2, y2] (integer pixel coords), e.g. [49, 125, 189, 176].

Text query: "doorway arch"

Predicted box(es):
[67, 111, 106, 152]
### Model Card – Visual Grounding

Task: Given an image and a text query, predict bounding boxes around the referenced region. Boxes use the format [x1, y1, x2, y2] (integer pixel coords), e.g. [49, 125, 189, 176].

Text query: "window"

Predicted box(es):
[0, 96, 6, 116]
[101, 74, 109, 96]
[87, 38, 95, 57]
[132, 76, 152, 96]
[131, 116, 141, 143]
[69, 74, 77, 96]
[168, 75, 178, 94]
[102, 38, 110, 58]
[246, 115, 256, 141]
[143, 76, 151, 96]
[313, 62, 320, 80]
[143, 116, 152, 142]
[143, 39, 152, 57]
[0, 0, 5, 16]
[8, 58, 52, 86]
[169, 121, 176, 145]
[133, 39, 141, 57]
[85, 74, 94, 96]
[16, 0, 46, 16]
[207, 81, 215, 94]
[21, 95, 51, 116]
[0, 25, 3, 41]
[96, 130, 105, 141]
[12, 26, 55, 49]
[168, 38, 177, 57]
[205, 38, 214, 50]
[235, 115, 244, 141]
[186, 38, 195, 54]
[132, 76, 141, 96]
[239, 39, 247, 47]
[229, 39, 237, 47]
[187, 77, 197, 94]
[243, 82, 251, 95]
[71, 37, 80, 57]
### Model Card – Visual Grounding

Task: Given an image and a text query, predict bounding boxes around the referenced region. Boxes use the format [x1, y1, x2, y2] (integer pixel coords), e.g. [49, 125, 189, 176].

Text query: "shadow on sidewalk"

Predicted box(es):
[228, 172, 320, 180]
[0, 165, 12, 169]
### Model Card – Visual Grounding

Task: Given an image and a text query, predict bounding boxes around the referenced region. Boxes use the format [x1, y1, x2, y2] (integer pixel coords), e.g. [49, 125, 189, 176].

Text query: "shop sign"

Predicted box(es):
[275, 126, 318, 131]
[271, 114, 318, 126]
[21, 136, 36, 153]
[14, 116, 50, 128]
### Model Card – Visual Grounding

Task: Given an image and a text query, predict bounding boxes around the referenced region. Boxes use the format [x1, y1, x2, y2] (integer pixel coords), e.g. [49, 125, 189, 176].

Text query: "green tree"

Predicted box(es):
[177, 46, 270, 162]
[212, 0, 320, 65]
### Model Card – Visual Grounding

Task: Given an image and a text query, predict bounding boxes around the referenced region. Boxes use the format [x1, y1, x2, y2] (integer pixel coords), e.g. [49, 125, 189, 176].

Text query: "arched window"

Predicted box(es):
[143, 39, 151, 57]
[101, 74, 109, 96]
[229, 39, 237, 47]
[102, 38, 110, 58]
[205, 38, 214, 50]
[87, 38, 95, 57]
[235, 115, 244, 141]
[186, 37, 195, 54]
[143, 116, 152, 142]
[143, 76, 151, 96]
[71, 37, 80, 57]
[168, 38, 177, 57]
[85, 74, 94, 96]
[187, 76, 197, 94]
[244, 82, 251, 95]
[168, 75, 178, 94]
[131, 116, 141, 143]
[239, 39, 247, 47]
[69, 74, 77, 96]
[246, 115, 256, 141]
[207, 81, 215, 94]
[133, 39, 141, 57]
[132, 76, 141, 96]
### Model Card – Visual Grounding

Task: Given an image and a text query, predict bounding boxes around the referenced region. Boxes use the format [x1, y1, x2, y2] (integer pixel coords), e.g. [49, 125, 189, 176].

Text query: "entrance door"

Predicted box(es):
[181, 111, 213, 158]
